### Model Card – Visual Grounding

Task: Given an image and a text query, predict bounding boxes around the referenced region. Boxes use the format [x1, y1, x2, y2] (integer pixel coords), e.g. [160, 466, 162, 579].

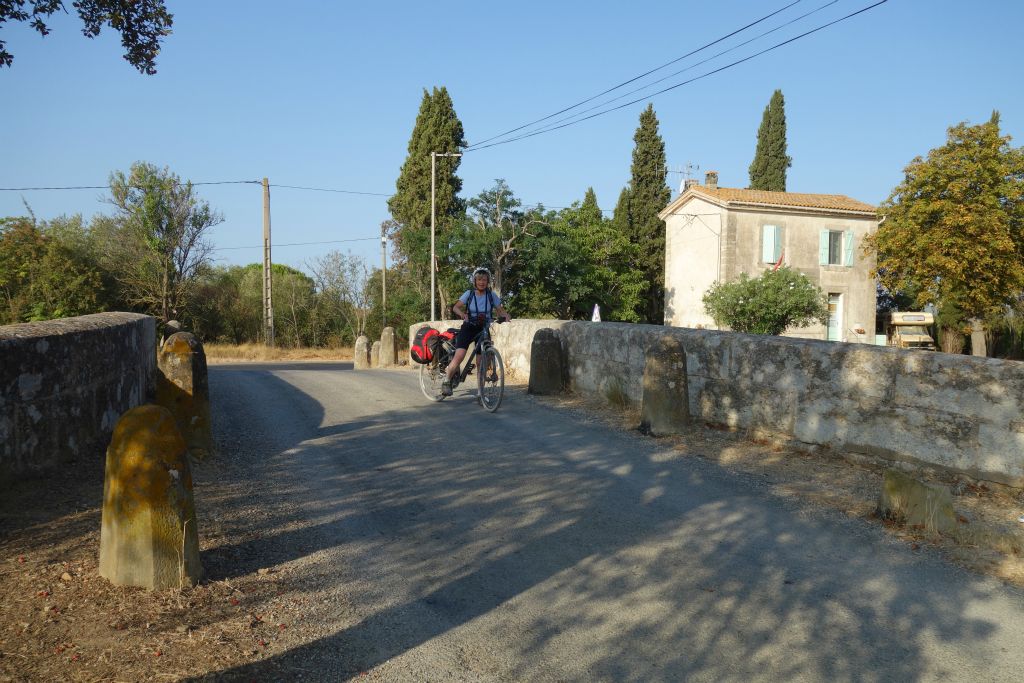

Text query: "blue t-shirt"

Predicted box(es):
[460, 289, 501, 322]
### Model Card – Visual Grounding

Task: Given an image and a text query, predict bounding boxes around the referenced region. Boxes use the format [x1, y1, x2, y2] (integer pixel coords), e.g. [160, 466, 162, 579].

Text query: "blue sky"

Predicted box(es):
[2, 0, 1022, 272]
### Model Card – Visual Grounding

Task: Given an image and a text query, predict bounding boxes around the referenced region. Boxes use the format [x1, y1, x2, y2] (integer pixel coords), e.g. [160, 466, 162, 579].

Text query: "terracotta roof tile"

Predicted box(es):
[689, 185, 876, 213]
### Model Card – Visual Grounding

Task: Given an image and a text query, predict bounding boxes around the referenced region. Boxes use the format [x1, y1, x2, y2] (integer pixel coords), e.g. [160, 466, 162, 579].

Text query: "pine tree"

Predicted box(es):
[386, 87, 466, 310]
[626, 104, 671, 324]
[748, 89, 792, 191]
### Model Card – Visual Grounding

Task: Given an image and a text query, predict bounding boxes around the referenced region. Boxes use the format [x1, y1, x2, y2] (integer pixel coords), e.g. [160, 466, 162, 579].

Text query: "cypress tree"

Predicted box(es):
[748, 89, 792, 191]
[627, 104, 671, 324]
[387, 86, 466, 272]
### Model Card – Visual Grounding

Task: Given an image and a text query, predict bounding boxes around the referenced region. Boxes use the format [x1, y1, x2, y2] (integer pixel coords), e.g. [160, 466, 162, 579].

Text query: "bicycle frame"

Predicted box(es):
[452, 320, 494, 385]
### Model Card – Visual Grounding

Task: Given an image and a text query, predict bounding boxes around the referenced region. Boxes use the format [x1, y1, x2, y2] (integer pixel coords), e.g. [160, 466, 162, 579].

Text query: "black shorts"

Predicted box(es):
[455, 320, 483, 350]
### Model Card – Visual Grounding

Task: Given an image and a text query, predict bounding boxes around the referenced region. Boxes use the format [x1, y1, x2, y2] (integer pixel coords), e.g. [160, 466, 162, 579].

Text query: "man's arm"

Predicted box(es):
[453, 299, 468, 321]
[495, 304, 512, 322]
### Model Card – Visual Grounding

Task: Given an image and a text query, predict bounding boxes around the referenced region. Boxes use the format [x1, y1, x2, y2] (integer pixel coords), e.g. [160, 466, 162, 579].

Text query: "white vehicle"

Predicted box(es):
[888, 312, 936, 350]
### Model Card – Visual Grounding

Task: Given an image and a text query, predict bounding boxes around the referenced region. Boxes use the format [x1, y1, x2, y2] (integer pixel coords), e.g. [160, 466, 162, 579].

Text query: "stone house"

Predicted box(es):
[657, 171, 878, 342]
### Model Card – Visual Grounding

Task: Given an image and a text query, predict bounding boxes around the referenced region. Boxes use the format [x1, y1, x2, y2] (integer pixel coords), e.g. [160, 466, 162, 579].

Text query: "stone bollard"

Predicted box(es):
[380, 327, 397, 368]
[528, 328, 564, 395]
[99, 405, 203, 589]
[156, 332, 213, 461]
[639, 335, 689, 436]
[877, 468, 957, 535]
[354, 335, 371, 369]
[371, 340, 381, 368]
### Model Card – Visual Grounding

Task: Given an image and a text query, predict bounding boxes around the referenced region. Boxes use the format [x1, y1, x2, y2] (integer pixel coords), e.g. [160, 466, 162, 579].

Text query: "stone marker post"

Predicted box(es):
[99, 405, 203, 589]
[528, 328, 564, 395]
[639, 335, 689, 436]
[380, 327, 397, 368]
[371, 340, 381, 368]
[354, 334, 371, 370]
[156, 331, 213, 461]
[877, 468, 957, 535]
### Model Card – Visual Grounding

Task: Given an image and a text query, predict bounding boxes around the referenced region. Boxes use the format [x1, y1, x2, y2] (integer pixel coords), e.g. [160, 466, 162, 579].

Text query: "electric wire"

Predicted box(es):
[269, 184, 392, 197]
[485, 0, 840, 143]
[466, 0, 805, 149]
[465, 0, 888, 153]
[0, 180, 261, 191]
[211, 237, 379, 251]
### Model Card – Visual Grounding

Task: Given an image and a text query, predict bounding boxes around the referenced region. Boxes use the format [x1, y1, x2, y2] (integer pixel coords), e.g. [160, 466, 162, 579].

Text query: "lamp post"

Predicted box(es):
[430, 151, 462, 321]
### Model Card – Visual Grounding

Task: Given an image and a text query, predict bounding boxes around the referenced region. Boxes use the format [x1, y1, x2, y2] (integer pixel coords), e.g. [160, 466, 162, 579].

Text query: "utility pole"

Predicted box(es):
[430, 151, 462, 321]
[381, 225, 387, 330]
[262, 177, 275, 347]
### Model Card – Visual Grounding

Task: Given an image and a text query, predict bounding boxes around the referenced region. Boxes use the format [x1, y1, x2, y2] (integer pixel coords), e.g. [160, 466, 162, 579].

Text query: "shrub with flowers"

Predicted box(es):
[702, 266, 829, 335]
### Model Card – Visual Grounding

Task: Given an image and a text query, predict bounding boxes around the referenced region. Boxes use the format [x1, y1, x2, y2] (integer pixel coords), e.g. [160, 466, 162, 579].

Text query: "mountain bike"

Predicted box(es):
[419, 319, 505, 412]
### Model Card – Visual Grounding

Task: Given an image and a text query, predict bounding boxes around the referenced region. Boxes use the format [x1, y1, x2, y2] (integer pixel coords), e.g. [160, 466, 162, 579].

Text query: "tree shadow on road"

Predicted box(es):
[186, 364, 1012, 681]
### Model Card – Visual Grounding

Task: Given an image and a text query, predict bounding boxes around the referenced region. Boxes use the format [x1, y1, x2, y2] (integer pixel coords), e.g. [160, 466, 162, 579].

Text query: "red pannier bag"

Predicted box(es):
[410, 327, 439, 364]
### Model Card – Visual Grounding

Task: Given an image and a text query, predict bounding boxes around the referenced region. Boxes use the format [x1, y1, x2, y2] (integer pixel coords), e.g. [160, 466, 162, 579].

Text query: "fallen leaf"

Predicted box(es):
[18, 556, 26, 564]
[60, 573, 72, 582]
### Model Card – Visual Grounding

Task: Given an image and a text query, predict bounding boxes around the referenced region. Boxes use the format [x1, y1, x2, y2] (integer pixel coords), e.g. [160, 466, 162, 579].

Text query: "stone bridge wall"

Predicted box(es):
[412, 320, 1024, 487]
[1, 313, 156, 478]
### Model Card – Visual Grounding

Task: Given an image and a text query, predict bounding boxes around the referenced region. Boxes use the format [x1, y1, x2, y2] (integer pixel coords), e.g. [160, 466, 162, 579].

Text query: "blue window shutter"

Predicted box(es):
[772, 225, 782, 262]
[762, 225, 775, 263]
[844, 230, 855, 266]
[819, 230, 830, 265]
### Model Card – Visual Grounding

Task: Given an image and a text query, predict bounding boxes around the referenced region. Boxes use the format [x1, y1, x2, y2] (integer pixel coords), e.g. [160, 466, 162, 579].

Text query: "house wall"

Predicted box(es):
[728, 208, 878, 341]
[663, 195, 723, 328]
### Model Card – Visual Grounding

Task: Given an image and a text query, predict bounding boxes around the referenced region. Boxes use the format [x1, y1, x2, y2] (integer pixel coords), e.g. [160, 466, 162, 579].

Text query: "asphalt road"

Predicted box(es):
[199, 361, 1024, 682]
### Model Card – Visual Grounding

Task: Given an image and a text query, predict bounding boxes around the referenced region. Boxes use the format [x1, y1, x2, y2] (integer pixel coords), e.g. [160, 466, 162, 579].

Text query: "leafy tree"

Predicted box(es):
[309, 250, 371, 344]
[748, 89, 792, 191]
[0, 214, 107, 323]
[623, 104, 671, 324]
[864, 112, 1024, 355]
[96, 162, 222, 323]
[703, 266, 828, 335]
[0, 0, 173, 73]
[387, 87, 466, 313]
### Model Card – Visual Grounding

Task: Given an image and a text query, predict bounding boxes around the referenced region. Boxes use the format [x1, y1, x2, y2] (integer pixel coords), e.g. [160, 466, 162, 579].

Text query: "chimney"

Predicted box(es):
[705, 170, 718, 190]
[683, 178, 698, 192]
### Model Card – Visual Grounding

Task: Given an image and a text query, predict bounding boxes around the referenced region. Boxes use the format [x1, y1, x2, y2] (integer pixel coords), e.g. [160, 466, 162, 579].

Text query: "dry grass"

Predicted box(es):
[203, 343, 353, 363]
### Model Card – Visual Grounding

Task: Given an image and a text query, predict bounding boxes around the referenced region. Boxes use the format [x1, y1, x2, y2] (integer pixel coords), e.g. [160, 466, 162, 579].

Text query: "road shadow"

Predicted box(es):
[183, 363, 1013, 681]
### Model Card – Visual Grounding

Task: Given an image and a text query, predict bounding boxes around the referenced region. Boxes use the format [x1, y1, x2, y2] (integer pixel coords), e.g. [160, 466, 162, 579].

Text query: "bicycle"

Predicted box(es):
[419, 318, 505, 412]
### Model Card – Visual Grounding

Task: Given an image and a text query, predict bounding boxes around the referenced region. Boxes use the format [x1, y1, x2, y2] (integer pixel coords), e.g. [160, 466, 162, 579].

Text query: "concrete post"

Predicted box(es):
[528, 328, 564, 395]
[877, 469, 956, 535]
[354, 335, 371, 370]
[371, 340, 381, 368]
[380, 327, 397, 368]
[99, 405, 203, 589]
[156, 331, 212, 462]
[639, 335, 689, 436]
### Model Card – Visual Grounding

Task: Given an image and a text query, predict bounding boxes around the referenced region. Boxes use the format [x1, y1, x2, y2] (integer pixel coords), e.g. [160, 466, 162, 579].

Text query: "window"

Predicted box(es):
[761, 224, 782, 263]
[820, 229, 854, 266]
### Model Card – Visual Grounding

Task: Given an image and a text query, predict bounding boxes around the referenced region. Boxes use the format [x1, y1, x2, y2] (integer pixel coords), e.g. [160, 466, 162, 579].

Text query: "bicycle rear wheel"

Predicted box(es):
[419, 362, 447, 402]
[477, 346, 504, 412]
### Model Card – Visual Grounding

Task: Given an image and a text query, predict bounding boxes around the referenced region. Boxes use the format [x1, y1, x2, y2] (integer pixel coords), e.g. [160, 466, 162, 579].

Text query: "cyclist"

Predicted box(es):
[442, 267, 511, 396]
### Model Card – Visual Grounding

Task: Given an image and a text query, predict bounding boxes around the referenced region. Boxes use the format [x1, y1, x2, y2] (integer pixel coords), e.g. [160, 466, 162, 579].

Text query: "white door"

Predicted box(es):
[827, 293, 843, 341]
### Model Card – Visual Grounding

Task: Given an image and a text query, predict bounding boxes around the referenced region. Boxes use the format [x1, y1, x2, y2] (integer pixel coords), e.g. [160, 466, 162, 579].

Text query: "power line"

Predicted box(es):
[0, 180, 260, 191]
[466, 0, 805, 150]
[466, 0, 888, 153]
[489, 0, 840, 143]
[211, 237, 379, 251]
[270, 184, 393, 197]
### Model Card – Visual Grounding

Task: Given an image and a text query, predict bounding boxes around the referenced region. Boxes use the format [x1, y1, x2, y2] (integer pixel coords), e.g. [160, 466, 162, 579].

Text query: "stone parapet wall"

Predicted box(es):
[411, 319, 1024, 487]
[1, 313, 156, 476]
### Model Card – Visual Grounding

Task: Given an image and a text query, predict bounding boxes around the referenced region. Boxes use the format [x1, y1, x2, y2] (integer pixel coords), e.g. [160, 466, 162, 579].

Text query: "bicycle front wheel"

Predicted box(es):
[420, 362, 447, 402]
[477, 346, 504, 412]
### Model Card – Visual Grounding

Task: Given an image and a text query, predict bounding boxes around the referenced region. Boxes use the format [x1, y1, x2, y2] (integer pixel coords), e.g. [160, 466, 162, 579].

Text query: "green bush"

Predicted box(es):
[702, 266, 828, 335]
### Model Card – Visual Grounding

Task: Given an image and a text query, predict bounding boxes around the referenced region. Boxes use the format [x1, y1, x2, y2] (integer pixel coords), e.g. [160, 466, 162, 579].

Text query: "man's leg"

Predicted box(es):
[442, 347, 467, 395]
[446, 348, 467, 381]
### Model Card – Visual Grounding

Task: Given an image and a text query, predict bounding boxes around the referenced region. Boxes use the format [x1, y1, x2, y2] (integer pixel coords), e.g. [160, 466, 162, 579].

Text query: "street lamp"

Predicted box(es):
[431, 151, 462, 321]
